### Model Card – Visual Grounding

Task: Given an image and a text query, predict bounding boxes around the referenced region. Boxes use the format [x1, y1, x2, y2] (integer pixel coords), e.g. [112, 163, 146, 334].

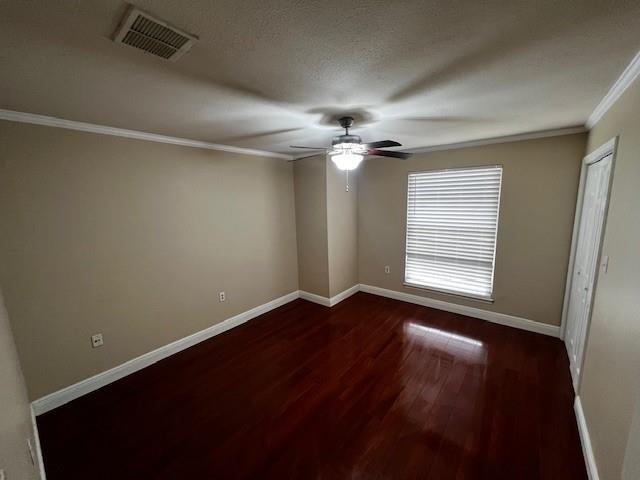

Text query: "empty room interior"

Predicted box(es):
[1, 1, 640, 479]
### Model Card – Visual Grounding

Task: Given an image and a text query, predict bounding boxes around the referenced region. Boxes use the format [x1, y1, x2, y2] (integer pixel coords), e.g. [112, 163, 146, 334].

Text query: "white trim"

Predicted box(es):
[560, 137, 617, 390]
[575, 396, 600, 480]
[30, 406, 47, 480]
[299, 290, 331, 307]
[561, 137, 618, 338]
[587, 50, 640, 129]
[299, 284, 361, 307]
[403, 282, 494, 304]
[31, 291, 299, 415]
[360, 284, 560, 337]
[30, 282, 559, 415]
[0, 109, 292, 160]
[329, 284, 360, 306]
[584, 137, 619, 166]
[405, 126, 586, 154]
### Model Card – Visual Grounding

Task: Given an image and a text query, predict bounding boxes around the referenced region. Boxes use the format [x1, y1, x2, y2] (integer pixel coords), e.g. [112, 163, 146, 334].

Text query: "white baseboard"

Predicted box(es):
[575, 396, 600, 480]
[31, 291, 299, 415]
[329, 284, 360, 306]
[31, 283, 559, 416]
[299, 284, 360, 307]
[30, 406, 47, 479]
[359, 284, 560, 337]
[298, 290, 331, 307]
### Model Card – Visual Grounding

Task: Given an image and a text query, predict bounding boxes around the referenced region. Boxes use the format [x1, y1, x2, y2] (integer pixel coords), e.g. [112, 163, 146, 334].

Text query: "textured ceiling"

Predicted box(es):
[1, 0, 639, 154]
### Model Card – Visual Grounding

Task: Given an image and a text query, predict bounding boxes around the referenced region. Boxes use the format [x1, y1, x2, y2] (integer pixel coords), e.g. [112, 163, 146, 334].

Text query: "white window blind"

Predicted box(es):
[405, 166, 502, 300]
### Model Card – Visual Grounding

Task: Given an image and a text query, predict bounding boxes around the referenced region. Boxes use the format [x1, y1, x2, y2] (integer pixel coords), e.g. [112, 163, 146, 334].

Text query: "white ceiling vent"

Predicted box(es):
[113, 6, 198, 61]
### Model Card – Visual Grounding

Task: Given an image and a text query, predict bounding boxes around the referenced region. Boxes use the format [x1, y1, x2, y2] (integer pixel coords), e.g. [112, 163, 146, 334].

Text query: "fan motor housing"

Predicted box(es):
[332, 134, 361, 146]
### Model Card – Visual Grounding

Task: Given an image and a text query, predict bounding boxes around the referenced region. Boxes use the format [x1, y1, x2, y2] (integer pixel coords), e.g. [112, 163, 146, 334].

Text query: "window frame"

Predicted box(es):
[403, 164, 503, 303]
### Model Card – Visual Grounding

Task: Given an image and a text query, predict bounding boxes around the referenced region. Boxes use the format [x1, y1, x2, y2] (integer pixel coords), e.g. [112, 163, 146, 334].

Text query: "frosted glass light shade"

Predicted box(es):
[331, 152, 363, 170]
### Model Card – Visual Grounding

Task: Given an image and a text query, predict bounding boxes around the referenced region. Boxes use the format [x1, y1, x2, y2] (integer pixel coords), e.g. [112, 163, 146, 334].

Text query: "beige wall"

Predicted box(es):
[294, 156, 329, 297]
[579, 77, 640, 480]
[294, 156, 359, 299]
[0, 121, 299, 400]
[0, 287, 40, 479]
[623, 391, 640, 480]
[358, 134, 586, 326]
[326, 160, 358, 297]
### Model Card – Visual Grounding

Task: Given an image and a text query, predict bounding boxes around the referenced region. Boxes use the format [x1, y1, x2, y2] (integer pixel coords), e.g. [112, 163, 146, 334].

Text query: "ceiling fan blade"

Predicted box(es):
[287, 153, 325, 162]
[217, 128, 304, 143]
[363, 140, 402, 149]
[399, 116, 477, 123]
[290, 145, 327, 150]
[367, 149, 412, 160]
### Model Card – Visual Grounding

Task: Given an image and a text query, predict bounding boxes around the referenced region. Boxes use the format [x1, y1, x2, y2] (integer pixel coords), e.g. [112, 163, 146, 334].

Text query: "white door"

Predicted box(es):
[565, 152, 613, 390]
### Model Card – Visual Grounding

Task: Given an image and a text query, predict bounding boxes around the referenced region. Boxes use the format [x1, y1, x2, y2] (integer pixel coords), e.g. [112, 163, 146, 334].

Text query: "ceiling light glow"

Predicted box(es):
[330, 143, 365, 170]
[331, 152, 363, 170]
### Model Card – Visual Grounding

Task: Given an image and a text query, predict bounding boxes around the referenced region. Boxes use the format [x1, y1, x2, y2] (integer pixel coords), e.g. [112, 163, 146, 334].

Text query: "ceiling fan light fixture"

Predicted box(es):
[290, 117, 410, 166]
[329, 142, 365, 170]
[330, 152, 364, 171]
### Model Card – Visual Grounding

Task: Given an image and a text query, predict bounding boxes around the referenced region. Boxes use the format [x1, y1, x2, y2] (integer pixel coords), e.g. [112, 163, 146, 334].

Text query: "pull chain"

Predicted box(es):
[345, 170, 349, 192]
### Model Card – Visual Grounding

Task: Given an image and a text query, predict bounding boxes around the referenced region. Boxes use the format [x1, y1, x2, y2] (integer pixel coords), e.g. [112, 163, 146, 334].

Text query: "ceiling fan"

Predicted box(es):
[290, 116, 411, 171]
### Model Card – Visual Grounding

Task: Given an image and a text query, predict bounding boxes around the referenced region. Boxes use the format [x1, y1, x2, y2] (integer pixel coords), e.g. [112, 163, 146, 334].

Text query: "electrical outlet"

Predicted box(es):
[91, 333, 104, 348]
[384, 265, 391, 274]
[219, 291, 226, 302]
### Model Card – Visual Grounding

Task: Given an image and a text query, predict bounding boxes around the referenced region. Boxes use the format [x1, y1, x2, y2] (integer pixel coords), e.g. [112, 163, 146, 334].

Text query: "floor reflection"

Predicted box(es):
[37, 295, 586, 479]
[404, 322, 484, 348]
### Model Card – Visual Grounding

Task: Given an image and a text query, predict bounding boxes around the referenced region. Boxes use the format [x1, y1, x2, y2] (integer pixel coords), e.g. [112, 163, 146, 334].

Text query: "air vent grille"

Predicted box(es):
[114, 6, 197, 61]
[130, 15, 191, 50]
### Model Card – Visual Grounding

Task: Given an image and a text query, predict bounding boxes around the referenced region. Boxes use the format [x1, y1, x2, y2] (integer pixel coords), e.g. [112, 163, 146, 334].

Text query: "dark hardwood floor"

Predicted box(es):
[37, 292, 587, 479]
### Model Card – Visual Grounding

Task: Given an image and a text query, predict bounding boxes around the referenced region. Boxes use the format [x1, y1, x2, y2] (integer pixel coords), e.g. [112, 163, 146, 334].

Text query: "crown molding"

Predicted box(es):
[405, 125, 587, 154]
[0, 109, 293, 160]
[587, 50, 640, 129]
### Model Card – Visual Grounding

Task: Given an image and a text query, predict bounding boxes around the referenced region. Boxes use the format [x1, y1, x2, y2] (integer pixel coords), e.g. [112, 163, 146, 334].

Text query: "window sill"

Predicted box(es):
[403, 282, 495, 304]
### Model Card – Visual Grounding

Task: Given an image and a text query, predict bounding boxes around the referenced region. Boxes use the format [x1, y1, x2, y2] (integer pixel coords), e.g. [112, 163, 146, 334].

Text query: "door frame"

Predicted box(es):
[560, 137, 618, 387]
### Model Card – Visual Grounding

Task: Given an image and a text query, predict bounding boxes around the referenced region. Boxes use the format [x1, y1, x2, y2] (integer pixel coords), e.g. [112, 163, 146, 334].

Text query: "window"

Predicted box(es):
[404, 165, 502, 300]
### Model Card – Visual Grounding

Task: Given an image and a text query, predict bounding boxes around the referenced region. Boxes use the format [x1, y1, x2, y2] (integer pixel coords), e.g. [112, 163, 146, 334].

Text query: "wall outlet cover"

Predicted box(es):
[91, 333, 104, 348]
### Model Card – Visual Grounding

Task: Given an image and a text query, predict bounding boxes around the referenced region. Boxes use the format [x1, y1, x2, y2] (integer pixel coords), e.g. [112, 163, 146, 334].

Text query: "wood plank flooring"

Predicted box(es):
[37, 292, 587, 479]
